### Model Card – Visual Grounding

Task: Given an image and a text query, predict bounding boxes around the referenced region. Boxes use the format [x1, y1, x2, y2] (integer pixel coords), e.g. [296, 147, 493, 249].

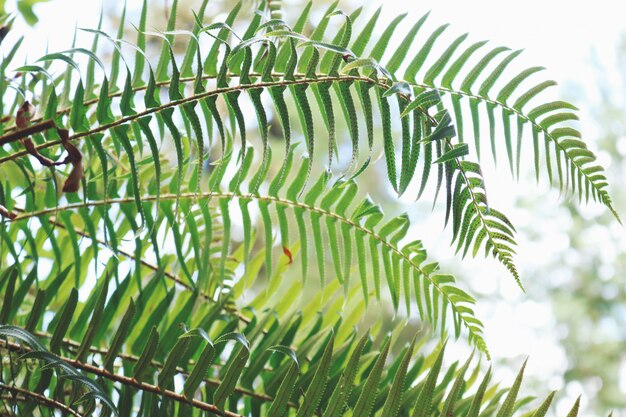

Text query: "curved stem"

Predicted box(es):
[444, 137, 521, 289]
[11, 191, 482, 344]
[413, 82, 611, 207]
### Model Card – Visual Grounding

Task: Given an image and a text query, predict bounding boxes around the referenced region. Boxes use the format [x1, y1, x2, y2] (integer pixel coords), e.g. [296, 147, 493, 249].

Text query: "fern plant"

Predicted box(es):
[0, 1, 618, 416]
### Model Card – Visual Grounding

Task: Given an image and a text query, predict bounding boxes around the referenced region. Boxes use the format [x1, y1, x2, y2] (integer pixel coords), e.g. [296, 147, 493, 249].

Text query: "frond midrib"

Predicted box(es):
[445, 137, 521, 289]
[0, 74, 377, 161]
[11, 189, 484, 348]
[427, 82, 613, 206]
[0, 382, 82, 416]
[1, 69, 608, 208]
[26, 329, 291, 409]
[1, 338, 244, 417]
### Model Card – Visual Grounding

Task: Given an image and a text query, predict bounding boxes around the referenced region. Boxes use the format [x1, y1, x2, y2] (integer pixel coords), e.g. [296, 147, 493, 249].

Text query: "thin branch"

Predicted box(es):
[29, 330, 280, 406]
[444, 137, 521, 289]
[0, 383, 82, 417]
[1, 339, 243, 417]
[0, 75, 377, 165]
[0, 119, 56, 147]
[0, 72, 308, 133]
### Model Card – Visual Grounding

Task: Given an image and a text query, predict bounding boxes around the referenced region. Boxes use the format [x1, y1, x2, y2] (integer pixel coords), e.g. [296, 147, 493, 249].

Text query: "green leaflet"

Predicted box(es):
[204, 2, 241, 75]
[323, 332, 368, 417]
[70, 79, 89, 132]
[49, 288, 78, 353]
[181, 102, 204, 194]
[133, 326, 159, 380]
[405, 24, 449, 83]
[380, 337, 415, 417]
[496, 359, 527, 417]
[160, 108, 184, 214]
[530, 391, 556, 417]
[497, 66, 545, 103]
[370, 13, 406, 61]
[112, 125, 144, 229]
[103, 299, 135, 372]
[214, 343, 250, 409]
[290, 81, 315, 186]
[565, 396, 581, 417]
[424, 33, 468, 86]
[158, 333, 191, 390]
[180, 0, 210, 77]
[353, 337, 391, 417]
[295, 334, 334, 417]
[260, 345, 300, 412]
[154, 0, 179, 81]
[183, 331, 215, 399]
[268, 361, 300, 417]
[109, 3, 125, 88]
[296, 1, 338, 73]
[386, 12, 429, 75]
[411, 342, 446, 417]
[132, 0, 148, 85]
[478, 49, 523, 97]
[440, 351, 474, 417]
[376, 87, 397, 191]
[0, 265, 18, 323]
[75, 271, 110, 362]
[434, 143, 469, 164]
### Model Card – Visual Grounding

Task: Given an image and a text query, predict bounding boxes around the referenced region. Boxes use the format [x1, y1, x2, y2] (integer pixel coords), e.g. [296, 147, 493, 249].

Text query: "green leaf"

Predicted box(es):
[214, 343, 250, 409]
[434, 143, 469, 164]
[565, 396, 581, 417]
[496, 359, 527, 417]
[0, 265, 18, 323]
[380, 337, 416, 417]
[530, 391, 556, 417]
[353, 337, 391, 417]
[158, 332, 191, 390]
[323, 332, 369, 417]
[133, 326, 159, 381]
[75, 272, 110, 362]
[295, 333, 334, 417]
[411, 342, 446, 417]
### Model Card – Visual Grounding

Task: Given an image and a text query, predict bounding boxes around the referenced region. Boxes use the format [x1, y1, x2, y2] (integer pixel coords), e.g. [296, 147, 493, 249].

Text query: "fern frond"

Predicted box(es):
[0, 323, 579, 416]
[7, 144, 486, 353]
[0, 2, 617, 415]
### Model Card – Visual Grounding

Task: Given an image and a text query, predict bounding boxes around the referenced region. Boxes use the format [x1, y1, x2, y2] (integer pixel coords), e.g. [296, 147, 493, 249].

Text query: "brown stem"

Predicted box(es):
[0, 383, 82, 416]
[0, 119, 56, 147]
[1, 339, 243, 416]
[0, 75, 377, 165]
[32, 329, 280, 406]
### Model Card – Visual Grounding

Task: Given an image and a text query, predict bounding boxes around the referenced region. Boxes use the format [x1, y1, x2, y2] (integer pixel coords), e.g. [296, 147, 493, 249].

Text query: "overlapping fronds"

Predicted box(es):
[1, 141, 487, 351]
[0, 0, 616, 287]
[0, 0, 618, 415]
[1, 286, 583, 417]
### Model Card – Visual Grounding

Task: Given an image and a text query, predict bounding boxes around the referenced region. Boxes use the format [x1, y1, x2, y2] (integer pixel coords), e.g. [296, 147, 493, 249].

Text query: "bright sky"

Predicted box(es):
[6, 0, 625, 415]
